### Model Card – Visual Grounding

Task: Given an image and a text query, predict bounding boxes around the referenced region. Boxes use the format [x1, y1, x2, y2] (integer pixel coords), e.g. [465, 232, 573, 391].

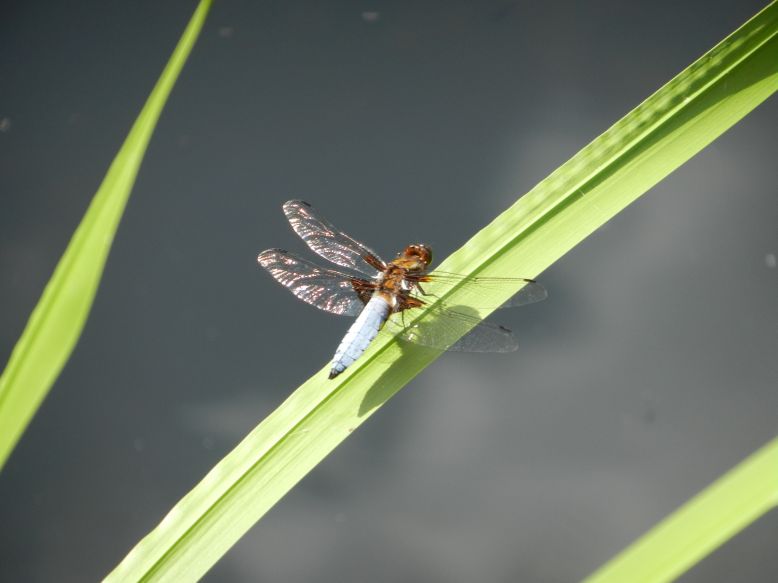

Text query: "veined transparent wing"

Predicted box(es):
[283, 200, 386, 277]
[412, 271, 548, 309]
[385, 304, 519, 352]
[257, 249, 374, 316]
[385, 272, 547, 351]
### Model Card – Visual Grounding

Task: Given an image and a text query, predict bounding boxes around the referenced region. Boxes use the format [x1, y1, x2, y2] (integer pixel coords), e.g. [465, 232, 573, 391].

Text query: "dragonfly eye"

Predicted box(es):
[409, 244, 432, 266]
[422, 245, 433, 266]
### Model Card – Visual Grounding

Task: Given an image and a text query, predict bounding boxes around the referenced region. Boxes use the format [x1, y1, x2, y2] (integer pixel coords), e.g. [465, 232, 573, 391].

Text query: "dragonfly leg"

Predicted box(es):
[415, 283, 442, 301]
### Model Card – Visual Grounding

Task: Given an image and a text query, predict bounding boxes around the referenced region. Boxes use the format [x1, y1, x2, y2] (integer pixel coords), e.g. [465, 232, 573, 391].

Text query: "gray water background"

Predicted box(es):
[1, 1, 777, 581]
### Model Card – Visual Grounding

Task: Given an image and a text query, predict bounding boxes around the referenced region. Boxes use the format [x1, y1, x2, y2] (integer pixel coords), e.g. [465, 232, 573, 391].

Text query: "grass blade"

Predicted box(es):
[584, 437, 778, 583]
[0, 0, 212, 470]
[107, 2, 778, 581]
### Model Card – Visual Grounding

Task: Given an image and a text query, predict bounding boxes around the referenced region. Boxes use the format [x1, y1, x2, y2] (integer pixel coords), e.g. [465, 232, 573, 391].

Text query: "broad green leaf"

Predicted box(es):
[107, 2, 778, 582]
[584, 436, 778, 583]
[0, 0, 212, 470]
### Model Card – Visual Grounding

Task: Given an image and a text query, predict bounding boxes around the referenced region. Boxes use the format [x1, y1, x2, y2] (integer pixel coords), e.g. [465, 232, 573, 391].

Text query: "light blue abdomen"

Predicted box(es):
[329, 296, 390, 378]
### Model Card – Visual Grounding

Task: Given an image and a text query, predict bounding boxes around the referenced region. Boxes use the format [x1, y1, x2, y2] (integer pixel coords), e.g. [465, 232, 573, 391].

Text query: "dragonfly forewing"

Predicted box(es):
[418, 273, 547, 309]
[283, 200, 386, 277]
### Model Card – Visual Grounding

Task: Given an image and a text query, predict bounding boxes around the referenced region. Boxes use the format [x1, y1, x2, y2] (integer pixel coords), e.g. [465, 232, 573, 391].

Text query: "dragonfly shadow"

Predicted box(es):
[359, 304, 497, 416]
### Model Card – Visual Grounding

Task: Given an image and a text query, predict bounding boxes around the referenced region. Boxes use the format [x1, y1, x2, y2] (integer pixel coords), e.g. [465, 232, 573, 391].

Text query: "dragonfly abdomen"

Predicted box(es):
[329, 295, 390, 379]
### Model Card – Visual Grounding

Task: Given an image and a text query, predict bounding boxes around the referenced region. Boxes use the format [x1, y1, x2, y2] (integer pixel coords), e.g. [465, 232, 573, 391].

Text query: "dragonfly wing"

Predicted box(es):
[416, 272, 548, 309]
[283, 200, 386, 277]
[258, 249, 373, 316]
[496, 279, 547, 308]
[386, 305, 518, 352]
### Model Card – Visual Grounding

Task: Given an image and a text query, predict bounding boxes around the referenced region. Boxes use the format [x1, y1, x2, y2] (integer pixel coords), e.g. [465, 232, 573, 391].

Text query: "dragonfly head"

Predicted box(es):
[398, 244, 433, 271]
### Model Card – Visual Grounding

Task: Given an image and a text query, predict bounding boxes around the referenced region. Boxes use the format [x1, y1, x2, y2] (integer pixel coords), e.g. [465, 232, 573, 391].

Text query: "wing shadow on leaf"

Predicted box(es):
[359, 304, 514, 414]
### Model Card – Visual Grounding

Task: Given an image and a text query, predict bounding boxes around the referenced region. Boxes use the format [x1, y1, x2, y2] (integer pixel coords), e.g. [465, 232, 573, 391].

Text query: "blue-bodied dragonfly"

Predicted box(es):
[258, 201, 546, 379]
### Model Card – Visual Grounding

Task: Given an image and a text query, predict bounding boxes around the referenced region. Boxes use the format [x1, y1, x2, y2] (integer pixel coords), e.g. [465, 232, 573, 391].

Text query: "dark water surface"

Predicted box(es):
[1, 1, 777, 581]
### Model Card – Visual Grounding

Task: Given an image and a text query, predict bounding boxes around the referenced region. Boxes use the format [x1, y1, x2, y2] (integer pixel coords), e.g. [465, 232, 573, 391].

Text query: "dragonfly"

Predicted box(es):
[257, 200, 547, 379]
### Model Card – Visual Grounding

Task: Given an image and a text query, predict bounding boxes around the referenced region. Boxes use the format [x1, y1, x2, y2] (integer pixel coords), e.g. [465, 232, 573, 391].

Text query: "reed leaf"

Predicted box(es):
[0, 0, 212, 470]
[107, 2, 778, 581]
[584, 437, 778, 583]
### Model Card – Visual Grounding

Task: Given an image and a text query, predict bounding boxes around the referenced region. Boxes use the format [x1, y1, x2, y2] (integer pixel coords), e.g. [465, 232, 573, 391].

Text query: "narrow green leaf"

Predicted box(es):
[0, 0, 212, 470]
[107, 2, 778, 582]
[584, 437, 778, 583]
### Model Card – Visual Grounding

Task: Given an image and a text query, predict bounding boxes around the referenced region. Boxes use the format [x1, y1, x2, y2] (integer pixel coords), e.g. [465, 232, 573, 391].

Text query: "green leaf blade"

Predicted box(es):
[0, 0, 212, 470]
[584, 437, 778, 583]
[108, 2, 778, 581]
